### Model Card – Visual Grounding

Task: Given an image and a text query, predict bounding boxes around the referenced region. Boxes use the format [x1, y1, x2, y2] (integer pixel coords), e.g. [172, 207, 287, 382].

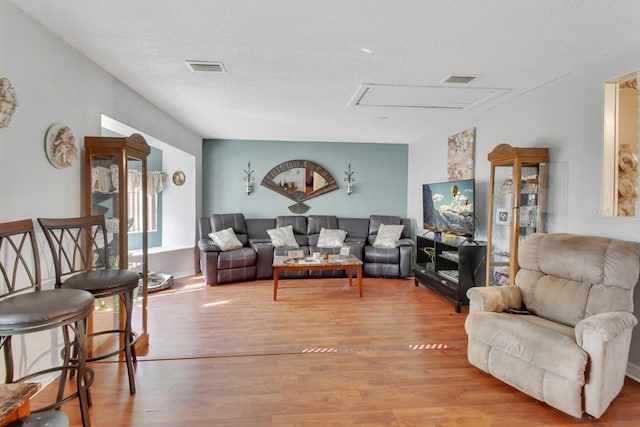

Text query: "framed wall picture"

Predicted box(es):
[447, 127, 476, 180]
[496, 208, 510, 225]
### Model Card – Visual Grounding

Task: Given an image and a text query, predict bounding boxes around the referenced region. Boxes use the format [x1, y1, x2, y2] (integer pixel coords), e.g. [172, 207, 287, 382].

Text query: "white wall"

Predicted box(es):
[408, 47, 640, 371]
[0, 3, 202, 258]
[0, 3, 202, 380]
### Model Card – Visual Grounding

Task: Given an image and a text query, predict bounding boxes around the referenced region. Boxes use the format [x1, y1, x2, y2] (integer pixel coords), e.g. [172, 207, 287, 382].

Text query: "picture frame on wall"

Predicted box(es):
[496, 208, 510, 225]
[447, 127, 476, 181]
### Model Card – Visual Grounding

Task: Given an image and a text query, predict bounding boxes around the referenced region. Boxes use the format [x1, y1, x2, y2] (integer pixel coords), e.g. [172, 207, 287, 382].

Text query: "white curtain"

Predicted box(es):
[127, 170, 165, 232]
[127, 170, 165, 194]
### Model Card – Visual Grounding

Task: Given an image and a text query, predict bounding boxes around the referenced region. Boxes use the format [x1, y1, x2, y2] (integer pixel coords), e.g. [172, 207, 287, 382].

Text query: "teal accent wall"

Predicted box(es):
[203, 139, 408, 218]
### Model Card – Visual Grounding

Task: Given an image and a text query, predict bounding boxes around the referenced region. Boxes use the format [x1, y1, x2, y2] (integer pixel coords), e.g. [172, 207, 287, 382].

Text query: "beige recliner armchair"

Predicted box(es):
[465, 233, 639, 418]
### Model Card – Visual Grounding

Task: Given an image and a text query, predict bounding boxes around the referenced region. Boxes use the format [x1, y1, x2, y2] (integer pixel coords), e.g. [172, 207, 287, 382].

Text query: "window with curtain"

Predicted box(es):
[128, 170, 165, 233]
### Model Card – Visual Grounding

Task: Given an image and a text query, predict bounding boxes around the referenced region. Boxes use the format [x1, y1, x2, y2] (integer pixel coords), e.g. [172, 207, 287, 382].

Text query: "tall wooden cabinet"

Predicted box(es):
[84, 134, 150, 353]
[486, 144, 548, 286]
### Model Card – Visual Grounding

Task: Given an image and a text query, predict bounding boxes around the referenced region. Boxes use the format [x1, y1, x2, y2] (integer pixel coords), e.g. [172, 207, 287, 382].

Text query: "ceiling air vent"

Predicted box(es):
[442, 75, 478, 84]
[186, 60, 226, 73]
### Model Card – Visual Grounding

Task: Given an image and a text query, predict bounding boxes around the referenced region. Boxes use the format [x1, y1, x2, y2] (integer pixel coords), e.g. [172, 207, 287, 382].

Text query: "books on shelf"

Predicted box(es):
[438, 269, 459, 283]
[439, 251, 459, 262]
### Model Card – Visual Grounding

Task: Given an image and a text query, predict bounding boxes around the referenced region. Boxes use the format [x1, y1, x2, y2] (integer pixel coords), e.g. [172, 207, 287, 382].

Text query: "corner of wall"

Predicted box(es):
[627, 361, 640, 383]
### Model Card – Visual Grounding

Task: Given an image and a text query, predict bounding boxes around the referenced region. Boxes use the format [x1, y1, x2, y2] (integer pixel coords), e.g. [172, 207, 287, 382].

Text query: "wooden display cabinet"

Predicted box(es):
[84, 134, 150, 355]
[486, 144, 548, 286]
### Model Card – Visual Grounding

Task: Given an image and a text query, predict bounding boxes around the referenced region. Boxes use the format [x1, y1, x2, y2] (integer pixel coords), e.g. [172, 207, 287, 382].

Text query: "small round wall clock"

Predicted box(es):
[172, 170, 186, 186]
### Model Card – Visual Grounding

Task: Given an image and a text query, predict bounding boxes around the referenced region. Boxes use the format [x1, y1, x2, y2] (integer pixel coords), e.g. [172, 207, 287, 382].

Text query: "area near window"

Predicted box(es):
[603, 72, 639, 217]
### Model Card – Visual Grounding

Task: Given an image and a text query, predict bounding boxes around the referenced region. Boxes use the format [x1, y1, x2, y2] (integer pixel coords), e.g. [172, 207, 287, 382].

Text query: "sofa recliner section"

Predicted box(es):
[197, 213, 259, 285]
[364, 215, 413, 278]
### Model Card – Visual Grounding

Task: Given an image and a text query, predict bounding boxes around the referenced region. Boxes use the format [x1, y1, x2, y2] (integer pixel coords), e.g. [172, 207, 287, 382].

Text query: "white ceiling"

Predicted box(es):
[10, 0, 640, 143]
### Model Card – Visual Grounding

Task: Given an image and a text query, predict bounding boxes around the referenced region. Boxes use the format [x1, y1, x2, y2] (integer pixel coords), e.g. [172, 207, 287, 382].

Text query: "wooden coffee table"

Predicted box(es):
[273, 255, 363, 300]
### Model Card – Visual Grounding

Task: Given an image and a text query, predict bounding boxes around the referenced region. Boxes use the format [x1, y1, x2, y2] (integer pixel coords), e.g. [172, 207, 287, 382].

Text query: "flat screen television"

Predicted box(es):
[422, 178, 475, 238]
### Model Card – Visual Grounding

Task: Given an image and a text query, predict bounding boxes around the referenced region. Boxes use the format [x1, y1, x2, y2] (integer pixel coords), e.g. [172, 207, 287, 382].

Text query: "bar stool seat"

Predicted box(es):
[64, 270, 139, 296]
[0, 289, 94, 331]
[5, 410, 69, 427]
[38, 215, 139, 395]
[0, 219, 94, 427]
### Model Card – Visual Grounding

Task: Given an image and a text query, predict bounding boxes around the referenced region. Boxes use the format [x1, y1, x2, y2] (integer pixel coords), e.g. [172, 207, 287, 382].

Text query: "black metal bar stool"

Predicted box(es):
[38, 215, 139, 395]
[0, 219, 94, 427]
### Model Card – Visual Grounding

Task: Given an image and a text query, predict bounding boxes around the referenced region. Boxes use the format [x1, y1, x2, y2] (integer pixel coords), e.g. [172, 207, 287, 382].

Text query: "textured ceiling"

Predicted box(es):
[9, 0, 640, 143]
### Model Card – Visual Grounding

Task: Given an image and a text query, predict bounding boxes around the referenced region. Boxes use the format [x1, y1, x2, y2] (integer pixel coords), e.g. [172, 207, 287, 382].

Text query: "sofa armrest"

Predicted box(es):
[397, 237, 414, 247]
[197, 238, 221, 252]
[575, 311, 638, 418]
[250, 241, 275, 279]
[198, 245, 220, 285]
[575, 311, 638, 346]
[466, 286, 522, 313]
[398, 241, 414, 277]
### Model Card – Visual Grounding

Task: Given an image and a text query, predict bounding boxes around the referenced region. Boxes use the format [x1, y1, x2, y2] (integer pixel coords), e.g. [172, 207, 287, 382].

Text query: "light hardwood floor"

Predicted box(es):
[33, 274, 640, 426]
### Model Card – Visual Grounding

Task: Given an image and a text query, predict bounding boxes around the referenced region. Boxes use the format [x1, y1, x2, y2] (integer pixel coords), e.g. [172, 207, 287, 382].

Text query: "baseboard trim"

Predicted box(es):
[627, 362, 640, 383]
[173, 269, 198, 279]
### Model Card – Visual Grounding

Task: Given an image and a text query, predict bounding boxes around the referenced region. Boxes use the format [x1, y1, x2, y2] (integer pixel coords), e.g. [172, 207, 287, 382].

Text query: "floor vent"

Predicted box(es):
[409, 344, 448, 350]
[302, 348, 338, 353]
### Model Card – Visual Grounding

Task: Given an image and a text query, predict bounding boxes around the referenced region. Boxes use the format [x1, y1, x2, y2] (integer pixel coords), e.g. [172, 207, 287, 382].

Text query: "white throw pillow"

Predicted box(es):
[267, 225, 299, 248]
[317, 227, 347, 248]
[372, 224, 405, 248]
[208, 227, 243, 251]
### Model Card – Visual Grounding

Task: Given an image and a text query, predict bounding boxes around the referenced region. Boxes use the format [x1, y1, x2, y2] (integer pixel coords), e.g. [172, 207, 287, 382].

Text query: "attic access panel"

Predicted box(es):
[350, 83, 508, 110]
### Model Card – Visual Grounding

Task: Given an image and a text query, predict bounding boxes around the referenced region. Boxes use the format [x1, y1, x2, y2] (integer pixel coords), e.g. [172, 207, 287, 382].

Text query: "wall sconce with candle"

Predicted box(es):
[243, 162, 255, 194]
[344, 163, 355, 195]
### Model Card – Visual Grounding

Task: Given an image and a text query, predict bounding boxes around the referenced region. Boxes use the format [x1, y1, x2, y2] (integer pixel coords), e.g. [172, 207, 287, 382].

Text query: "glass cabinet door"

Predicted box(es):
[486, 144, 548, 286]
[487, 163, 513, 286]
[85, 134, 150, 354]
[125, 155, 147, 349]
[88, 152, 122, 353]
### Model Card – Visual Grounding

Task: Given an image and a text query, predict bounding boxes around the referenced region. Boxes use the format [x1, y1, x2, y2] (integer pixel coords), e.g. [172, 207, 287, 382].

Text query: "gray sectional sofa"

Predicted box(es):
[197, 213, 414, 286]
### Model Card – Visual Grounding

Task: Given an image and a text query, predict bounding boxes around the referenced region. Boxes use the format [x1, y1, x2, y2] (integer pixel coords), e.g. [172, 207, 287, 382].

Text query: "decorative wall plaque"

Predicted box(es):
[172, 170, 186, 186]
[261, 160, 338, 213]
[0, 77, 18, 128]
[45, 123, 78, 168]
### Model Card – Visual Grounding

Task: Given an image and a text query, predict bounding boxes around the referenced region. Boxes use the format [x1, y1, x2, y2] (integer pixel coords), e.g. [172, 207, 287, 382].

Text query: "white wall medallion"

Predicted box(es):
[45, 123, 78, 168]
[0, 77, 18, 128]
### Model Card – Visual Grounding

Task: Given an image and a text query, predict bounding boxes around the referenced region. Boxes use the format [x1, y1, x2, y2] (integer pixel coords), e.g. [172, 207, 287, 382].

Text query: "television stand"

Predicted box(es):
[414, 234, 486, 313]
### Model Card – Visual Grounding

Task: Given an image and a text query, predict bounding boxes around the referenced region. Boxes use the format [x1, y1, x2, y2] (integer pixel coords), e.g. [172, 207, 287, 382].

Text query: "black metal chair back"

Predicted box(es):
[38, 214, 111, 286]
[0, 219, 41, 297]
